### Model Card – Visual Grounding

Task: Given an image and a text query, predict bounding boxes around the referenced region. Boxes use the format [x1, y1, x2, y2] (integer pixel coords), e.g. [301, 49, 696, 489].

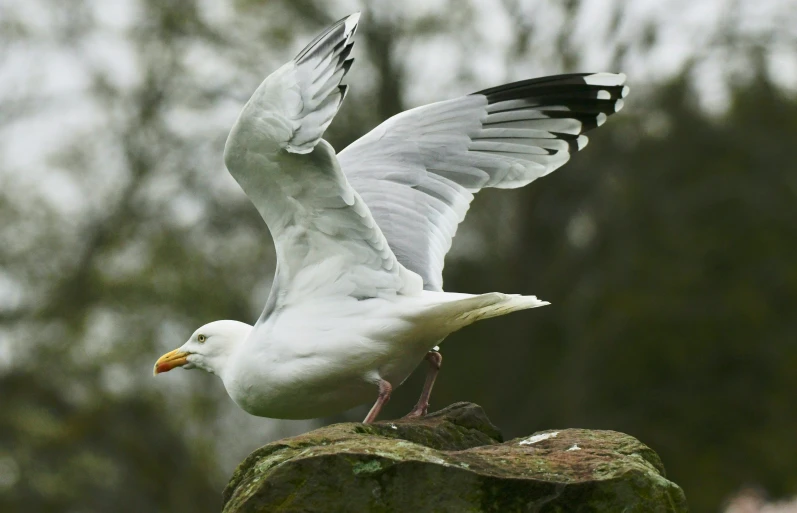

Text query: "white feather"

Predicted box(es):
[157, 15, 628, 423]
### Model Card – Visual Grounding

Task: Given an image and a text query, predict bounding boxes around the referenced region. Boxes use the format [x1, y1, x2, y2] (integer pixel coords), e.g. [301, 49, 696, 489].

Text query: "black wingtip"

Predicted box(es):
[475, 73, 590, 97]
[295, 13, 360, 64]
[345, 12, 361, 38]
[472, 72, 628, 135]
[474, 73, 628, 105]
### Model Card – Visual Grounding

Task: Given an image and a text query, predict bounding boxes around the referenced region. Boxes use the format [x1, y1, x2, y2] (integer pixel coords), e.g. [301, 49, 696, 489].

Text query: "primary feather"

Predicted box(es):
[222, 12, 421, 320]
[338, 72, 629, 290]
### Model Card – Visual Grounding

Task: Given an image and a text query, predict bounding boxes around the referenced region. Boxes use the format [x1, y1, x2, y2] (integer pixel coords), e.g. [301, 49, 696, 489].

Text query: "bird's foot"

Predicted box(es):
[401, 350, 442, 419]
[363, 379, 392, 424]
[401, 403, 429, 419]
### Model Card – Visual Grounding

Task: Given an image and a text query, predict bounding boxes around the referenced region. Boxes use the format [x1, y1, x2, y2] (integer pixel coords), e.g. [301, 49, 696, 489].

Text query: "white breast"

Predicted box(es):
[220, 296, 440, 419]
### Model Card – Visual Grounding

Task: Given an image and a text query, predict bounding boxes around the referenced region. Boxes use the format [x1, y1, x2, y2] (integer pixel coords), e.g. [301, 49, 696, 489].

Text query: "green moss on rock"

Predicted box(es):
[222, 403, 687, 513]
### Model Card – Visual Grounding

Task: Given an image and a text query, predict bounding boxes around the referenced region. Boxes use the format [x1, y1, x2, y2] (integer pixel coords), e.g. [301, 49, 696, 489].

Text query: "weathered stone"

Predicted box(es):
[223, 402, 687, 512]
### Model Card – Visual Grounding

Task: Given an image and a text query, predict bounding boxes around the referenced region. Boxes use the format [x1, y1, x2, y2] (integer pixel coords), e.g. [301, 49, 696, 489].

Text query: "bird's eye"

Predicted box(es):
[197, 334, 206, 343]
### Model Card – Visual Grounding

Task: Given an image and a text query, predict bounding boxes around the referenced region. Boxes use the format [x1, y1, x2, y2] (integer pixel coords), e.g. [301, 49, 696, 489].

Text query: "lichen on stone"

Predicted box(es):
[351, 460, 382, 475]
[222, 403, 688, 513]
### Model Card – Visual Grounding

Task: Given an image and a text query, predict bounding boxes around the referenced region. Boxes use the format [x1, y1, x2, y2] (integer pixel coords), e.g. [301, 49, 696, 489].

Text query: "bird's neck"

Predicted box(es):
[207, 322, 253, 378]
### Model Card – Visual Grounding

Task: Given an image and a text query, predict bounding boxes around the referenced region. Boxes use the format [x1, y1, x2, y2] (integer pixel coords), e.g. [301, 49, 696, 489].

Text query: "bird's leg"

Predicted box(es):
[363, 379, 392, 424]
[403, 350, 442, 418]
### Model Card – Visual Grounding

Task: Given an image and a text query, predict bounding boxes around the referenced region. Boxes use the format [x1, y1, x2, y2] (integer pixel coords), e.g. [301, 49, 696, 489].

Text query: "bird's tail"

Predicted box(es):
[420, 292, 549, 331]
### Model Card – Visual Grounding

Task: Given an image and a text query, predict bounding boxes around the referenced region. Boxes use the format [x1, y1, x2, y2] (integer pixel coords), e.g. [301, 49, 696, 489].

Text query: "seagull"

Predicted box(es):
[154, 13, 628, 424]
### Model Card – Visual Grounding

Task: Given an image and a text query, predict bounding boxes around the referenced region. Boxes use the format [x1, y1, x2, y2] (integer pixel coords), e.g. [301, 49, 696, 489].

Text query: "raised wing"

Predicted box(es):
[222, 13, 421, 315]
[338, 73, 629, 290]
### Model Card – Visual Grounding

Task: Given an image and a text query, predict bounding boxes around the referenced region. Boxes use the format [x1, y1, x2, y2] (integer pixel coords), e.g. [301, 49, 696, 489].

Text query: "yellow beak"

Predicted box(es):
[153, 349, 190, 375]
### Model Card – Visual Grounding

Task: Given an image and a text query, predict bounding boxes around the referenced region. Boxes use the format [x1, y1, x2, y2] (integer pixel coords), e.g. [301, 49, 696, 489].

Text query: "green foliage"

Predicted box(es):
[0, 372, 220, 512]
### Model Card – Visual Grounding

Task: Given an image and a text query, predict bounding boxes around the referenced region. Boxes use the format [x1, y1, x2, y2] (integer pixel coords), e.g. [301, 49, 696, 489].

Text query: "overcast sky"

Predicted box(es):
[2, 0, 795, 173]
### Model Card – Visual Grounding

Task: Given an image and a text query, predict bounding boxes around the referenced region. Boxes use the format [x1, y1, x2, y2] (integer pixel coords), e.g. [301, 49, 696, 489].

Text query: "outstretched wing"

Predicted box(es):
[223, 13, 421, 315]
[338, 73, 629, 291]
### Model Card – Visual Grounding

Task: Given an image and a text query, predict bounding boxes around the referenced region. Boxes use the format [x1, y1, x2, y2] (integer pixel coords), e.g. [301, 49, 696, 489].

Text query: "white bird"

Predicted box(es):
[154, 13, 629, 423]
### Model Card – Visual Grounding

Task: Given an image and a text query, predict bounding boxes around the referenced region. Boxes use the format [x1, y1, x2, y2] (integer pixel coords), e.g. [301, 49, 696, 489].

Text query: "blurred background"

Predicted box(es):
[1, 0, 795, 511]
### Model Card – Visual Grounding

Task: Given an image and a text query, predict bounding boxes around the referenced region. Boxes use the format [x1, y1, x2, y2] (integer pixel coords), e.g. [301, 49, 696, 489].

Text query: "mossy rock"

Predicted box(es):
[222, 402, 687, 512]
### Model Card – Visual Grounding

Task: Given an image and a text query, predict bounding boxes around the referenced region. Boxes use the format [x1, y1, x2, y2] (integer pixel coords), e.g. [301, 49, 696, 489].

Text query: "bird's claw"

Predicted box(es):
[402, 403, 429, 419]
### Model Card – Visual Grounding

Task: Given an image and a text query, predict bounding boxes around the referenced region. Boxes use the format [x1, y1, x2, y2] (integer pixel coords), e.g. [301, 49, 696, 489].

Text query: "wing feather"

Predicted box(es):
[222, 13, 421, 319]
[339, 73, 629, 290]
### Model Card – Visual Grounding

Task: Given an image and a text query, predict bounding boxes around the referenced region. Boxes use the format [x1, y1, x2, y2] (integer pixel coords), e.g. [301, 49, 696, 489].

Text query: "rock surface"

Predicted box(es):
[222, 403, 687, 512]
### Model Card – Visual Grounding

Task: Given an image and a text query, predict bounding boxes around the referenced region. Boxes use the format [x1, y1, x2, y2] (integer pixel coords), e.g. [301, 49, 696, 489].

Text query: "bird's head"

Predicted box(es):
[153, 320, 252, 377]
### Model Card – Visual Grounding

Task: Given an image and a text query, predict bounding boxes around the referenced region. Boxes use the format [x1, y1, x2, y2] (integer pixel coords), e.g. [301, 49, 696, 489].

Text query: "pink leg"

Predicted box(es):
[403, 351, 442, 418]
[363, 379, 392, 424]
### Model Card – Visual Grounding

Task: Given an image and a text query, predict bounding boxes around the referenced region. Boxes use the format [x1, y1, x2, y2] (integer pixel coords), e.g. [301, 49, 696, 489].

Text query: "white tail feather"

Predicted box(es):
[454, 293, 549, 325]
[421, 292, 549, 330]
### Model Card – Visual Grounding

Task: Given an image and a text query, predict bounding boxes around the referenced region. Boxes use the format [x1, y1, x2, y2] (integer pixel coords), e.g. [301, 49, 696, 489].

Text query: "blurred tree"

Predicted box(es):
[1, 0, 795, 512]
[401, 74, 797, 512]
[0, 371, 219, 512]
